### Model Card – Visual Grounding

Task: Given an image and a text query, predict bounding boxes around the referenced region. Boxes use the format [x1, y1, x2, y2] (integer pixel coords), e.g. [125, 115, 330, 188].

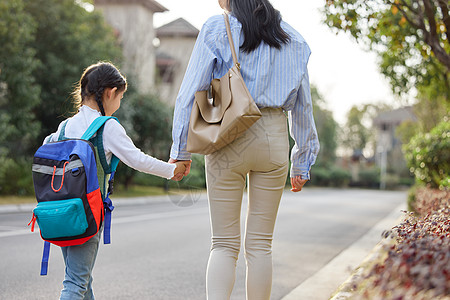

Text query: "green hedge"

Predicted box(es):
[310, 166, 351, 187]
[0, 156, 34, 195]
[404, 119, 450, 190]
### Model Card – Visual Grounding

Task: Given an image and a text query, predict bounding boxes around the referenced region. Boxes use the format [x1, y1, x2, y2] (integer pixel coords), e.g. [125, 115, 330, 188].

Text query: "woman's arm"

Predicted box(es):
[170, 20, 218, 161]
[288, 68, 320, 181]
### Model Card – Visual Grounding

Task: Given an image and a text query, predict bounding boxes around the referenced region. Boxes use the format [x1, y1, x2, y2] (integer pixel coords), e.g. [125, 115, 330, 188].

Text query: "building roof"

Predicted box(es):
[157, 18, 199, 38]
[373, 106, 417, 126]
[94, 0, 168, 13]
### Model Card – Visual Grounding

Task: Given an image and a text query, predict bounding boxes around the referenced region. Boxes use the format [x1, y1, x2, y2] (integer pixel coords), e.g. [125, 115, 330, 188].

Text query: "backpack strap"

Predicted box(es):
[81, 116, 118, 140]
[82, 116, 120, 245]
[40, 241, 51, 276]
[92, 125, 118, 244]
[102, 156, 119, 244]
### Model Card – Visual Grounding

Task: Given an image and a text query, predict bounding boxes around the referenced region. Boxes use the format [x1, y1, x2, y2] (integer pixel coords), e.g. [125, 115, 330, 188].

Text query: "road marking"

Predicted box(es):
[112, 208, 206, 224]
[0, 229, 31, 238]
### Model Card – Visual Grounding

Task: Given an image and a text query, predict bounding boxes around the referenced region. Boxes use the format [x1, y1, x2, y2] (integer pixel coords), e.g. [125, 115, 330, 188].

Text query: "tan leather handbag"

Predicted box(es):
[186, 13, 262, 155]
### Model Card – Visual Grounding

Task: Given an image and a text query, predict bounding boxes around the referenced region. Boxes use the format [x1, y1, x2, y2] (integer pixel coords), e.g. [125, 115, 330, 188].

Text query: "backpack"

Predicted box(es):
[28, 116, 120, 275]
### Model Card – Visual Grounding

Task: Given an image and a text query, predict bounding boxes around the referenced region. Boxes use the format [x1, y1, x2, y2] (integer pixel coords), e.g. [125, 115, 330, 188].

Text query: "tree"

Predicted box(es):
[341, 103, 392, 156]
[342, 106, 371, 156]
[0, 0, 40, 158]
[114, 91, 173, 189]
[323, 0, 449, 99]
[23, 0, 122, 143]
[0, 0, 41, 194]
[311, 86, 339, 167]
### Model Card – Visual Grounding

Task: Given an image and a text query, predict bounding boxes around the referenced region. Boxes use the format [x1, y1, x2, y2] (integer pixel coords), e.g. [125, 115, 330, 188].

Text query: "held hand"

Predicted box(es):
[171, 161, 187, 181]
[169, 158, 192, 181]
[291, 175, 308, 192]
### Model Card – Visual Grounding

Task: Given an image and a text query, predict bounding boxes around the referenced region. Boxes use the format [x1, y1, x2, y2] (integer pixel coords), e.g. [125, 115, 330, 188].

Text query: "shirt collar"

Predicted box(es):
[80, 105, 102, 116]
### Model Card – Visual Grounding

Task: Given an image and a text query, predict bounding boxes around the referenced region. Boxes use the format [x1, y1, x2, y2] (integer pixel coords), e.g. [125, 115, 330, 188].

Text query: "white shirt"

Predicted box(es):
[45, 105, 176, 179]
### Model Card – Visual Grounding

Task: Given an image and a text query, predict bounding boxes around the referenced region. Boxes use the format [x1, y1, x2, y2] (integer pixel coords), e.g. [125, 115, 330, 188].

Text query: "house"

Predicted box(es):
[93, 0, 168, 94]
[155, 18, 199, 106]
[373, 106, 417, 153]
[94, 1, 199, 106]
[373, 106, 417, 187]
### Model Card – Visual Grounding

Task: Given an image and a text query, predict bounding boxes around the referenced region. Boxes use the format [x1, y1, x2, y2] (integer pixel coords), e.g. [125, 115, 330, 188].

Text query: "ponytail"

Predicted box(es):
[73, 62, 127, 115]
[95, 87, 106, 116]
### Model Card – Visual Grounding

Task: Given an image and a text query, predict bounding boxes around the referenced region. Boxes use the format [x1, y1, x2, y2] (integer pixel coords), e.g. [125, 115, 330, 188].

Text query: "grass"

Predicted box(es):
[0, 195, 35, 206]
[0, 185, 173, 206]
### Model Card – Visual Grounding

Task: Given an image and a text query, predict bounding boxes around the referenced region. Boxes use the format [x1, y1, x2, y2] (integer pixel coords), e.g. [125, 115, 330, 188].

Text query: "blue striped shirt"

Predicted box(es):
[170, 14, 319, 179]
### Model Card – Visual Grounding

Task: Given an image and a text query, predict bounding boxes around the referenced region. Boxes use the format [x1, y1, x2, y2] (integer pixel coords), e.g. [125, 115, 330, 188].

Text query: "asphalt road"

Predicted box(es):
[0, 188, 406, 299]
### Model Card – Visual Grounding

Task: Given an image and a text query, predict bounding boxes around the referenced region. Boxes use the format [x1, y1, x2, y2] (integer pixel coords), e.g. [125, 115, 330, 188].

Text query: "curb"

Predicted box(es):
[281, 203, 406, 300]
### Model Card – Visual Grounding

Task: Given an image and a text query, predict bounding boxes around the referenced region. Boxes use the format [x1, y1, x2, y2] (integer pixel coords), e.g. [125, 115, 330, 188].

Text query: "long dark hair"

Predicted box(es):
[229, 0, 290, 53]
[73, 62, 127, 116]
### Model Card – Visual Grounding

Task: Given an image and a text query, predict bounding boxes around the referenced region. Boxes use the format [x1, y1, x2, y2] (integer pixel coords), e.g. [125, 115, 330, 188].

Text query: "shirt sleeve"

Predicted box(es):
[103, 120, 176, 179]
[170, 21, 218, 160]
[288, 65, 320, 180]
[42, 120, 66, 145]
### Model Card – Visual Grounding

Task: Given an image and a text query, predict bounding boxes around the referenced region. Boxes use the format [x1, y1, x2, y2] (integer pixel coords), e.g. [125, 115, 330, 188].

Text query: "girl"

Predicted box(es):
[170, 0, 319, 299]
[44, 62, 187, 299]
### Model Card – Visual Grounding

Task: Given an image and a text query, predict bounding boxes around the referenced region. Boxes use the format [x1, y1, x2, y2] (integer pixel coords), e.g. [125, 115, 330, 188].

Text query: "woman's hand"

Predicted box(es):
[291, 175, 308, 192]
[169, 158, 192, 181]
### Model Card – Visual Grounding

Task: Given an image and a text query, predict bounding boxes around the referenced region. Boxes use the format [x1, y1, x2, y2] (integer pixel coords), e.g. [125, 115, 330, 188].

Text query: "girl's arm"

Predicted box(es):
[103, 120, 176, 179]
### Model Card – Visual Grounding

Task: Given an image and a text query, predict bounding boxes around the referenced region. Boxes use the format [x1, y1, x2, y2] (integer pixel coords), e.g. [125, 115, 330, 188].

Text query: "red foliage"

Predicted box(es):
[413, 188, 450, 217]
[354, 188, 450, 299]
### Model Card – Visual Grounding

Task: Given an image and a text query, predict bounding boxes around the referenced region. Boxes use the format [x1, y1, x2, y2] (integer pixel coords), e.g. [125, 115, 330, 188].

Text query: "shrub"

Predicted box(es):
[0, 156, 34, 195]
[310, 167, 331, 186]
[357, 167, 380, 188]
[309, 166, 351, 187]
[329, 166, 352, 187]
[413, 187, 450, 217]
[350, 187, 450, 299]
[407, 185, 418, 212]
[404, 119, 450, 190]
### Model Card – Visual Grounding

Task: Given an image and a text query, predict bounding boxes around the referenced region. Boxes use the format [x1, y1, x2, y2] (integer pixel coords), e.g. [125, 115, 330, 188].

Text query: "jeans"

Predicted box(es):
[60, 227, 102, 300]
[205, 108, 289, 300]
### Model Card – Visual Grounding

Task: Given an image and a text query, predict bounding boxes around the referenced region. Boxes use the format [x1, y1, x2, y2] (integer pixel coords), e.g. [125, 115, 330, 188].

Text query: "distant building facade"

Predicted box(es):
[373, 107, 417, 184]
[156, 18, 199, 106]
[93, 1, 199, 106]
[94, 0, 168, 94]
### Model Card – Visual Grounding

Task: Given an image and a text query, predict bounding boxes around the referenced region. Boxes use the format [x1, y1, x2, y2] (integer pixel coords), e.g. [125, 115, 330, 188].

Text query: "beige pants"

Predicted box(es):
[205, 108, 289, 300]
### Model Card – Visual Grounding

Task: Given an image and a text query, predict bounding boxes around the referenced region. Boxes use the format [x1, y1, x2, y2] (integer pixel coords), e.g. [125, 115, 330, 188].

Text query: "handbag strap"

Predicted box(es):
[223, 13, 240, 70]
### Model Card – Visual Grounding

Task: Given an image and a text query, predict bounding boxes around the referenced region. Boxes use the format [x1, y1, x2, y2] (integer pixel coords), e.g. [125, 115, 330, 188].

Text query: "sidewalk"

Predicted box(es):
[281, 203, 406, 300]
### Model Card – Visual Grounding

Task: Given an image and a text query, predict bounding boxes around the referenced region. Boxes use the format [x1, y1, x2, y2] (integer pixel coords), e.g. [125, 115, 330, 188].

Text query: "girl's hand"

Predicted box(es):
[291, 175, 308, 192]
[169, 158, 192, 181]
[172, 161, 187, 181]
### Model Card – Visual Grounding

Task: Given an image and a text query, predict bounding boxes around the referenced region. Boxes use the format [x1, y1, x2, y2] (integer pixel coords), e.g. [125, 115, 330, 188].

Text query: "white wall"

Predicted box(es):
[157, 36, 196, 106]
[96, 4, 156, 94]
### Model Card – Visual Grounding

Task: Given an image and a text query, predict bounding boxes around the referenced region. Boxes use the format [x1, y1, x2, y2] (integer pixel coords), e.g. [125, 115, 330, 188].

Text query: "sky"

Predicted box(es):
[153, 0, 399, 124]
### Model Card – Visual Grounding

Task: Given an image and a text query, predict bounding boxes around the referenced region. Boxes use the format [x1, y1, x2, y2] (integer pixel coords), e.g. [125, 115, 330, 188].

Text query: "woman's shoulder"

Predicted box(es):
[202, 14, 241, 32]
[203, 14, 225, 28]
[281, 21, 309, 46]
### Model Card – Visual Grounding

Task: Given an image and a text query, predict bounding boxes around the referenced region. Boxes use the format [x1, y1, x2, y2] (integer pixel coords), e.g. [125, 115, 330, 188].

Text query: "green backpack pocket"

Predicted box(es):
[33, 198, 88, 239]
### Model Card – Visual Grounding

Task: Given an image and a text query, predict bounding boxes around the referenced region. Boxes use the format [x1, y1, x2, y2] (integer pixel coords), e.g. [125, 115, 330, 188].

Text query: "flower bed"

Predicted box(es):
[344, 188, 450, 300]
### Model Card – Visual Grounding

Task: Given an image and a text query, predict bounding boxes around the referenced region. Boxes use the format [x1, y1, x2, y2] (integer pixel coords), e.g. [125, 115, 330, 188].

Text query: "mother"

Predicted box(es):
[169, 0, 320, 299]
